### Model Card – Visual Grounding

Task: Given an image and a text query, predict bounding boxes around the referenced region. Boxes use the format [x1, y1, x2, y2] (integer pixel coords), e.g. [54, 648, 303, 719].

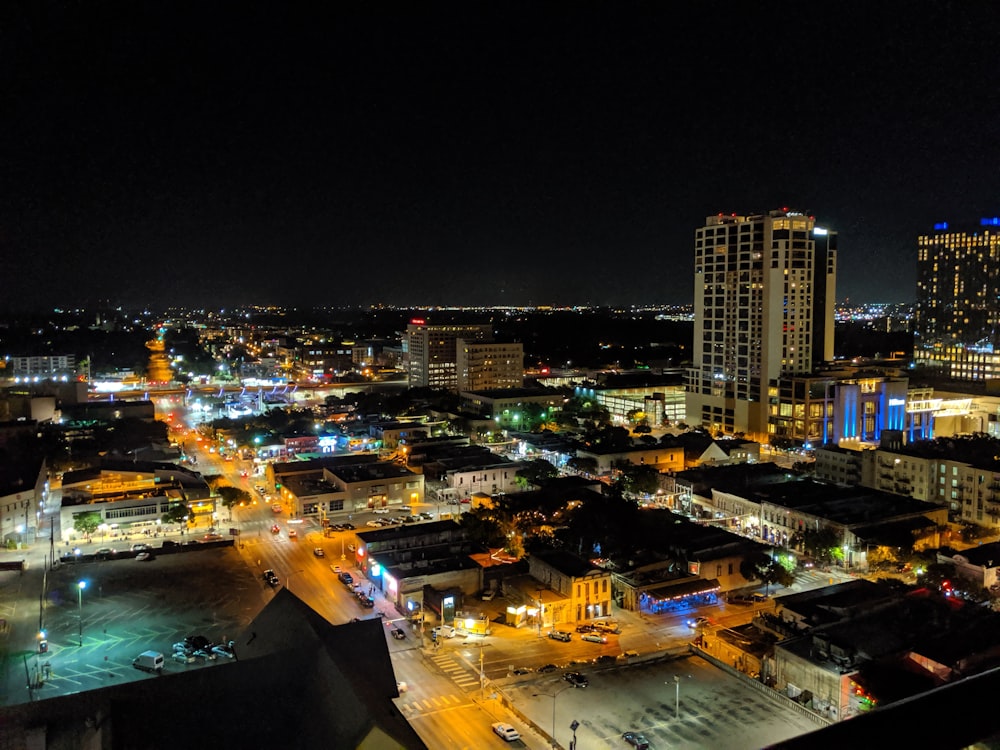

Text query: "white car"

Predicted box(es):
[491, 722, 521, 742]
[431, 625, 456, 639]
[372, 508, 390, 514]
[396, 680, 408, 693]
[367, 520, 381, 527]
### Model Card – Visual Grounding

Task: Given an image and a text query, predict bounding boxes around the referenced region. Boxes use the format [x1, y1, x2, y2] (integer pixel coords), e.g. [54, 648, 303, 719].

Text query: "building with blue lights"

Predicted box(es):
[916, 219, 1000, 380]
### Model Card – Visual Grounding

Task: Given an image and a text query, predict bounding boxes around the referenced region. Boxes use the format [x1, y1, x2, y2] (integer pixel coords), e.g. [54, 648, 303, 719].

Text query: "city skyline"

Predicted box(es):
[3, 3, 998, 311]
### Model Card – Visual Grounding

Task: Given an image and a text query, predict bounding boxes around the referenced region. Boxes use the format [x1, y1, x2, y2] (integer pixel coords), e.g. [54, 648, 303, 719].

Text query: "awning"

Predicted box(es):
[639, 577, 721, 602]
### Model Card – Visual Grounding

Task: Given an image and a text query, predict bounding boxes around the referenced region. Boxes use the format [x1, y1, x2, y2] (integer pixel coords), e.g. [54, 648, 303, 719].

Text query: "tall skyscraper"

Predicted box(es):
[405, 319, 493, 389]
[915, 219, 1000, 380]
[685, 209, 837, 441]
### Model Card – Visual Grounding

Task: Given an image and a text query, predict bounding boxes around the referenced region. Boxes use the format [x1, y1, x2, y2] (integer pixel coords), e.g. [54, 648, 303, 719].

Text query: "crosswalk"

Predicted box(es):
[426, 649, 482, 690]
[396, 692, 468, 716]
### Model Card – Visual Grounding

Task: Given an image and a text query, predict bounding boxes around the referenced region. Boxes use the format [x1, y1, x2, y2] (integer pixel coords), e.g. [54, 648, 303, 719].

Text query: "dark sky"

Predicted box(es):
[2, 1, 998, 311]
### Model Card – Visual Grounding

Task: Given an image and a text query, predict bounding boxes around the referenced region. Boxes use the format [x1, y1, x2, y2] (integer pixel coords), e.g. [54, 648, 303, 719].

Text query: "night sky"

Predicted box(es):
[3, 2, 998, 311]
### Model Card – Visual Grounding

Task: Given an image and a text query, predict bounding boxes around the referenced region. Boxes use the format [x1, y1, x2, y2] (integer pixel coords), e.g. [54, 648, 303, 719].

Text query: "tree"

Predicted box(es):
[616, 463, 660, 496]
[217, 485, 252, 514]
[73, 511, 101, 538]
[515, 459, 558, 489]
[804, 527, 842, 564]
[458, 507, 507, 548]
[566, 456, 598, 476]
[740, 551, 795, 593]
[162, 502, 191, 526]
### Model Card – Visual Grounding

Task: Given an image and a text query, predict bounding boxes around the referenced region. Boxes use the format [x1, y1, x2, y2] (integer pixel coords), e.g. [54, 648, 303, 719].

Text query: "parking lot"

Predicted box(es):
[11, 546, 261, 702]
[506, 653, 826, 750]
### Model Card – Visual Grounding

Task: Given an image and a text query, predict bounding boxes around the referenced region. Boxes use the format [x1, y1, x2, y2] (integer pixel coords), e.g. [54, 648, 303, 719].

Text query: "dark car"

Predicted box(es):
[390, 627, 406, 640]
[563, 671, 589, 688]
[341, 522, 355, 530]
[357, 595, 375, 608]
[537, 664, 558, 674]
[263, 569, 279, 586]
[576, 624, 596, 633]
[623, 731, 650, 749]
[161, 540, 179, 548]
[512, 666, 532, 675]
[338, 572, 354, 586]
[185, 634, 212, 651]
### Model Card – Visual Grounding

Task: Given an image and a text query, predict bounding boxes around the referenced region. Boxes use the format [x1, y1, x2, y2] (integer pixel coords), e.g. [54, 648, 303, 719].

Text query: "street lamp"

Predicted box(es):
[668, 674, 680, 719]
[532, 684, 574, 748]
[77, 581, 87, 647]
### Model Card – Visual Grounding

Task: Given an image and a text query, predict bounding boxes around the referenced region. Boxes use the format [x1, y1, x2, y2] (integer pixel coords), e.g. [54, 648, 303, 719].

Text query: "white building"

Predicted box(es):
[686, 209, 836, 441]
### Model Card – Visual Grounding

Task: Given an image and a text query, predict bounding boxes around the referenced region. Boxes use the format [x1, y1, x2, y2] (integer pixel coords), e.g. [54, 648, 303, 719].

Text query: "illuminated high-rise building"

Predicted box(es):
[405, 319, 493, 390]
[685, 209, 837, 441]
[915, 218, 1000, 380]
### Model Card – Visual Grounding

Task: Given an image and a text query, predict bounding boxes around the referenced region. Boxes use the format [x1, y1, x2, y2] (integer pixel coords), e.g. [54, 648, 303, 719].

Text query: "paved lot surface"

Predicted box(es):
[505, 654, 825, 750]
[0, 546, 262, 705]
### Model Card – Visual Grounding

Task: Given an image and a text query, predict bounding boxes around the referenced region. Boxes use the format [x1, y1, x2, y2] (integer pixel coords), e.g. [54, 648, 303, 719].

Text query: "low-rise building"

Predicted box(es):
[527, 548, 612, 624]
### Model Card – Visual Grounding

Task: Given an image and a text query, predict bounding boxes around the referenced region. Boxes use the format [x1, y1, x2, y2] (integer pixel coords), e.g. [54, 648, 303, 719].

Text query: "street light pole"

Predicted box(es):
[673, 675, 680, 718]
[533, 684, 572, 749]
[77, 581, 87, 647]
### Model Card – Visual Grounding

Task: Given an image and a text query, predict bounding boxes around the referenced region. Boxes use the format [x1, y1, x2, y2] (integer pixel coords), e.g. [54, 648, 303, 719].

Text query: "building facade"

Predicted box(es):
[916, 219, 1000, 380]
[406, 320, 493, 390]
[456, 340, 524, 392]
[686, 209, 837, 441]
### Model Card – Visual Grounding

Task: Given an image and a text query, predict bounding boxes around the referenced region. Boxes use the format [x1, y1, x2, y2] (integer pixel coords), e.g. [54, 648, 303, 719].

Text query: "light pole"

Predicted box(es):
[77, 581, 87, 647]
[669, 675, 680, 718]
[533, 684, 574, 749]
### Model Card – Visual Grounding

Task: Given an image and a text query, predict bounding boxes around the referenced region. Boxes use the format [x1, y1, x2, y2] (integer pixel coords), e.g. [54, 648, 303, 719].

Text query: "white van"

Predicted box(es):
[132, 650, 164, 673]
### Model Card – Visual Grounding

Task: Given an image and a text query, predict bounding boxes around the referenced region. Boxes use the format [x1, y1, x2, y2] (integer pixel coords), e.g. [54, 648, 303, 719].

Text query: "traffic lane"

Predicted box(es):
[475, 632, 624, 678]
[407, 701, 542, 750]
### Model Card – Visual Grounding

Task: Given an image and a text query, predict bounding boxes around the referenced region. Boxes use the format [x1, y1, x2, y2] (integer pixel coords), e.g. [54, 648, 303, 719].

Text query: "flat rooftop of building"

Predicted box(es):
[357, 519, 462, 544]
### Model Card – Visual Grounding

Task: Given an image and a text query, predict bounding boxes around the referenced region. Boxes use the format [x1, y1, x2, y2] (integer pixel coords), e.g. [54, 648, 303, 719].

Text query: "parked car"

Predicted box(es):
[563, 671, 589, 688]
[338, 572, 354, 586]
[418, 512, 433, 520]
[581, 633, 607, 644]
[491, 722, 521, 742]
[512, 666, 532, 675]
[212, 643, 236, 659]
[95, 547, 116, 558]
[161, 540, 179, 548]
[263, 569, 280, 586]
[130, 543, 151, 552]
[340, 522, 356, 530]
[171, 651, 196, 664]
[366, 520, 381, 528]
[593, 621, 622, 634]
[402, 515, 418, 523]
[576, 624, 597, 633]
[481, 589, 496, 601]
[623, 731, 651, 749]
[537, 664, 557, 674]
[548, 630, 572, 642]
[185, 635, 212, 651]
[357, 595, 375, 608]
